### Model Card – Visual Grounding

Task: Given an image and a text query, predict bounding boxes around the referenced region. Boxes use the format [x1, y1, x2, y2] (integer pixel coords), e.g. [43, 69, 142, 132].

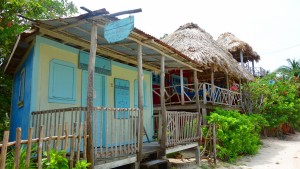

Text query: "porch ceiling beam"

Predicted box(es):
[51, 8, 109, 31]
[37, 27, 160, 72]
[127, 36, 202, 72]
[83, 19, 201, 72]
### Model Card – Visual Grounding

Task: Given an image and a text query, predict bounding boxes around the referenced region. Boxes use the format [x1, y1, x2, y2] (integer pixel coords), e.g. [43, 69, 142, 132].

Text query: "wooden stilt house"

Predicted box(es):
[217, 32, 266, 77]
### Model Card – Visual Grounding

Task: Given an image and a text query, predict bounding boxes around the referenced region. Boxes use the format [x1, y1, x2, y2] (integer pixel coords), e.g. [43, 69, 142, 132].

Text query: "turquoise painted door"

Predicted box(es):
[82, 71, 106, 147]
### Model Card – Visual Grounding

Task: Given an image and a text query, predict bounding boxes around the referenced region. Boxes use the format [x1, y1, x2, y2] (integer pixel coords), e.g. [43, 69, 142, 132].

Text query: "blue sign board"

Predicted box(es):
[104, 16, 134, 43]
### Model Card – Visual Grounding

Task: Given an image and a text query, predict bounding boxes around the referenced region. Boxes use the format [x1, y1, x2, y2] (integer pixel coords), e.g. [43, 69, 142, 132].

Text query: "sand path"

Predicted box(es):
[223, 132, 300, 169]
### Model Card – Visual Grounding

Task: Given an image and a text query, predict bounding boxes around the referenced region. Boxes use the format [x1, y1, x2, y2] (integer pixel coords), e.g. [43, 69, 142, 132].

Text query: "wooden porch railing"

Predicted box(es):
[31, 107, 140, 160]
[204, 83, 241, 106]
[153, 83, 241, 106]
[166, 111, 201, 147]
[242, 63, 266, 77]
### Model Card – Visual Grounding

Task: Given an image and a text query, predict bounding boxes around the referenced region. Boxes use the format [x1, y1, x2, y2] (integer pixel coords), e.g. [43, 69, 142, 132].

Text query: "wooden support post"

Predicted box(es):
[226, 73, 229, 90]
[213, 122, 217, 165]
[195, 146, 201, 166]
[137, 44, 144, 162]
[203, 83, 207, 104]
[160, 55, 167, 156]
[252, 60, 255, 76]
[239, 79, 242, 93]
[180, 69, 185, 105]
[86, 22, 97, 167]
[194, 70, 201, 165]
[211, 68, 215, 103]
[240, 50, 244, 67]
[202, 108, 207, 125]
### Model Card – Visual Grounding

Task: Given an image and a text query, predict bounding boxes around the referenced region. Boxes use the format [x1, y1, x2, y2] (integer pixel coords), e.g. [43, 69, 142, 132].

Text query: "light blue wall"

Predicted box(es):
[10, 48, 34, 141]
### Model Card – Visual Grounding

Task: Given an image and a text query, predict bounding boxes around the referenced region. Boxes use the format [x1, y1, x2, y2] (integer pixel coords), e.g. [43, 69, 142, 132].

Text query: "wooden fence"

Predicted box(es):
[31, 107, 140, 160]
[0, 122, 88, 169]
[166, 111, 201, 147]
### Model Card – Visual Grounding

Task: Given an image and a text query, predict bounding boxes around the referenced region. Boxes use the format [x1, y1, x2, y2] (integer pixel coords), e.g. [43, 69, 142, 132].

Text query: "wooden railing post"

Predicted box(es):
[0, 131, 9, 169]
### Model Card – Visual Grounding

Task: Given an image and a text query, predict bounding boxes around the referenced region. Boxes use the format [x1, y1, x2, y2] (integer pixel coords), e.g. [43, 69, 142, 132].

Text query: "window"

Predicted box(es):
[48, 59, 77, 104]
[18, 68, 25, 107]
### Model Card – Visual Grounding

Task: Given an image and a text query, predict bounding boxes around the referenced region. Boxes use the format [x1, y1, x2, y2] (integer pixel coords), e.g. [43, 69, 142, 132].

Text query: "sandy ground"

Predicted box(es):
[169, 132, 300, 169]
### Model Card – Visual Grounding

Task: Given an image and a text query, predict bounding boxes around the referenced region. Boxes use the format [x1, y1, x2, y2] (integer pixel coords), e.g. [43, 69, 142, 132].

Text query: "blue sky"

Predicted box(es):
[72, 0, 300, 72]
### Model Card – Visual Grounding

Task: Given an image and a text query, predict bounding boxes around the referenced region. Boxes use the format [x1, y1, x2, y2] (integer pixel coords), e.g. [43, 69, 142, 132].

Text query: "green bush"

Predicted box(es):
[242, 73, 300, 134]
[208, 108, 268, 162]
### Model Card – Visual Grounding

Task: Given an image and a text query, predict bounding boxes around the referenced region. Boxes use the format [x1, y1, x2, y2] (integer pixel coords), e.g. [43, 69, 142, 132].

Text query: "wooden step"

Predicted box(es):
[141, 159, 168, 169]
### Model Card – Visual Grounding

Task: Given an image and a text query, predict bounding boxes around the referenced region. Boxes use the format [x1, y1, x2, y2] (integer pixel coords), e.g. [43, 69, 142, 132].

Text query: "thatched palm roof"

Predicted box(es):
[162, 23, 254, 81]
[217, 32, 260, 62]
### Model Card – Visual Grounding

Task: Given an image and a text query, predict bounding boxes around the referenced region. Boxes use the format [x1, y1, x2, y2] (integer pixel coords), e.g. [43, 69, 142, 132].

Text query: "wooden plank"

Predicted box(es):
[56, 124, 62, 151]
[240, 51, 244, 66]
[194, 70, 201, 144]
[166, 143, 198, 154]
[63, 123, 68, 158]
[0, 131, 9, 169]
[38, 125, 44, 169]
[47, 125, 53, 161]
[211, 69, 215, 103]
[160, 55, 167, 156]
[86, 22, 97, 167]
[203, 83, 207, 104]
[226, 73, 229, 90]
[137, 43, 144, 161]
[94, 156, 137, 169]
[38, 27, 159, 72]
[76, 123, 83, 161]
[70, 123, 77, 167]
[25, 128, 33, 168]
[128, 35, 202, 72]
[213, 122, 217, 165]
[252, 61, 255, 75]
[14, 128, 22, 169]
[180, 69, 185, 105]
[83, 122, 87, 160]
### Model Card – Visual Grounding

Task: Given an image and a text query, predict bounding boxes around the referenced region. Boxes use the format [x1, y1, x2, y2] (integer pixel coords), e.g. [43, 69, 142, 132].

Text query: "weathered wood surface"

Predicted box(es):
[0, 122, 88, 168]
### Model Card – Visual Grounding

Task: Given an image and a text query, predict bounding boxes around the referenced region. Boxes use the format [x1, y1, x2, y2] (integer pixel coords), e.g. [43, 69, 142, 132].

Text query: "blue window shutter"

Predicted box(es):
[49, 59, 77, 104]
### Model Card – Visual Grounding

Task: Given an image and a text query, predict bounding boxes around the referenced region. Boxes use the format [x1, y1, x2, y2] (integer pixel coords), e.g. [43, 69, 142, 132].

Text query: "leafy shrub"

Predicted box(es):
[42, 149, 69, 169]
[5, 145, 37, 169]
[242, 73, 300, 135]
[208, 108, 268, 162]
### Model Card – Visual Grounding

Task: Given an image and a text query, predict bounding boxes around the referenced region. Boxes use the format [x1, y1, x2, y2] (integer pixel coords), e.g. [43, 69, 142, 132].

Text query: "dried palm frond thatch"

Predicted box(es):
[162, 23, 254, 81]
[217, 32, 260, 62]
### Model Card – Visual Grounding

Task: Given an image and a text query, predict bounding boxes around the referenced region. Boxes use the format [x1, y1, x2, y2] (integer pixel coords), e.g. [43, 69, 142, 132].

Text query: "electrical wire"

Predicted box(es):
[261, 43, 300, 55]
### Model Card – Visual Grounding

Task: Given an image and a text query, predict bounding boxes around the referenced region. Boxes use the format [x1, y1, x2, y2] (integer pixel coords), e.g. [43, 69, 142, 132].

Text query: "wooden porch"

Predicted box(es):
[31, 107, 202, 168]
